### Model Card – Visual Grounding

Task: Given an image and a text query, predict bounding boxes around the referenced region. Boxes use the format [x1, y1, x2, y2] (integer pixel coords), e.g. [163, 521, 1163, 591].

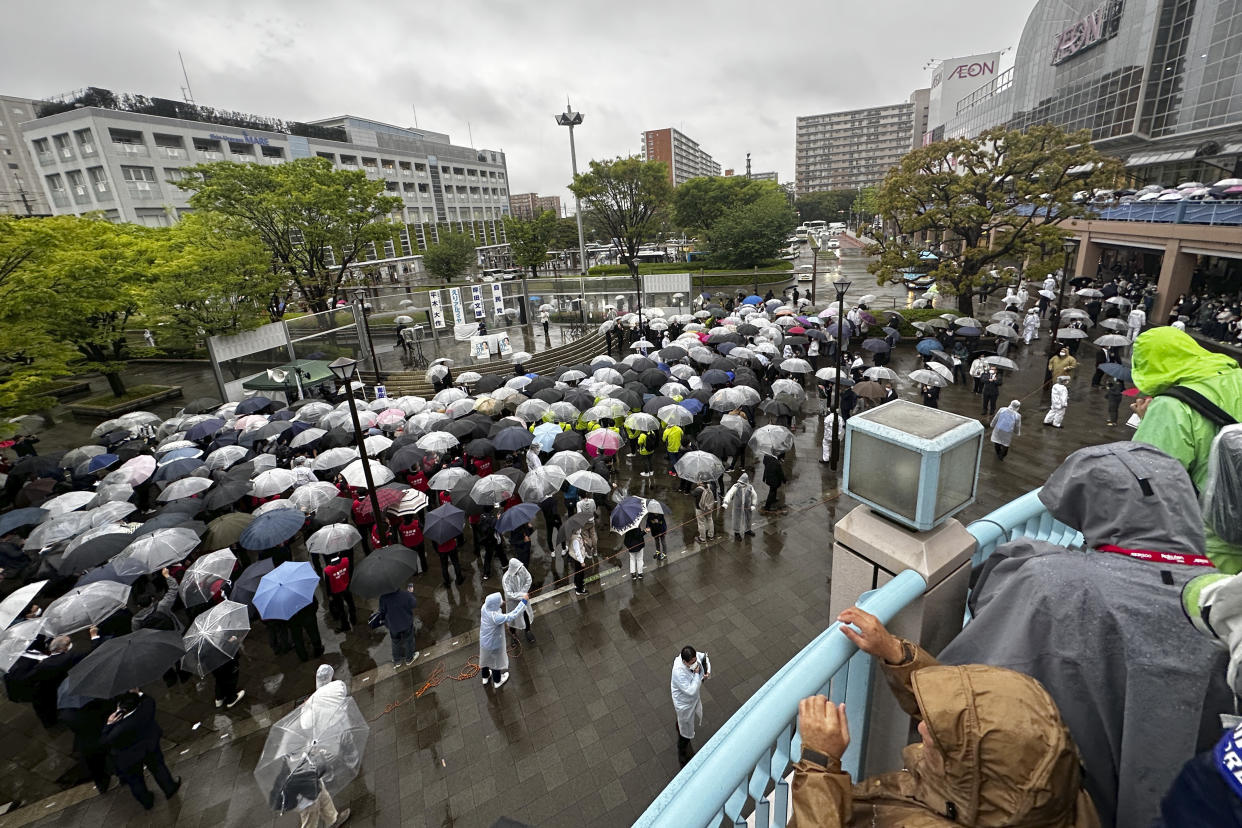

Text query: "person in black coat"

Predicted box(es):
[288, 596, 325, 663]
[59, 691, 112, 794]
[920, 385, 941, 409]
[981, 367, 1003, 416]
[102, 692, 181, 810]
[761, 453, 786, 512]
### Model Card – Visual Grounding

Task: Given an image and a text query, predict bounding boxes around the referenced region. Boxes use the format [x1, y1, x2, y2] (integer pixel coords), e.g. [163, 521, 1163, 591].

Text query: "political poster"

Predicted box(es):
[491, 283, 505, 317]
[429, 290, 446, 329]
[470, 285, 485, 319]
[448, 287, 466, 325]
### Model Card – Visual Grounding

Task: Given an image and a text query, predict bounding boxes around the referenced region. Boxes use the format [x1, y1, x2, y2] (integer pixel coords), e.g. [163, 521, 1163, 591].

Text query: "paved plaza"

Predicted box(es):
[5, 302, 1147, 828]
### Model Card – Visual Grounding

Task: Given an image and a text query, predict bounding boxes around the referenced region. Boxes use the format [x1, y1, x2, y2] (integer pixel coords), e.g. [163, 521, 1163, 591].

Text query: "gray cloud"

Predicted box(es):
[3, 0, 1035, 208]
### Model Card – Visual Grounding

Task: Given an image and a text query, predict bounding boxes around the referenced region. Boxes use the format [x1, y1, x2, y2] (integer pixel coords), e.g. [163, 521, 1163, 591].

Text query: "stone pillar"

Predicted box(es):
[1075, 232, 1102, 278]
[829, 504, 976, 777]
[1153, 238, 1196, 323]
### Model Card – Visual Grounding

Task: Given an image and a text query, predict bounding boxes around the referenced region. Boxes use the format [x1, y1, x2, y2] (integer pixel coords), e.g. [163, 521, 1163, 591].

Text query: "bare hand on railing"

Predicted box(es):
[838, 607, 904, 665]
[798, 695, 850, 760]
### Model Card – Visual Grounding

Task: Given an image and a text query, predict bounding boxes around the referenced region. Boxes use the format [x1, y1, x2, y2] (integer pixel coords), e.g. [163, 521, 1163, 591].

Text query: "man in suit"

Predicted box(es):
[101, 692, 181, 810]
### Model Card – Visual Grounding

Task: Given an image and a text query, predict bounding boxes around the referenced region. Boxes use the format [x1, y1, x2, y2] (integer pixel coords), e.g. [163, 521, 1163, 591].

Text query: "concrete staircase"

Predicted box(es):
[361, 330, 609, 397]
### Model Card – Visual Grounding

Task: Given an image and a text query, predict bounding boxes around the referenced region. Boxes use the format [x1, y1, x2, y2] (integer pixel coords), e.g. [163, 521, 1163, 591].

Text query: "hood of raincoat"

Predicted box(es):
[905, 664, 1087, 827]
[482, 592, 503, 613]
[502, 559, 531, 595]
[1132, 327, 1239, 396]
[315, 664, 334, 689]
[1008, 400, 1021, 410]
[737, 473, 748, 485]
[1038, 442, 1204, 558]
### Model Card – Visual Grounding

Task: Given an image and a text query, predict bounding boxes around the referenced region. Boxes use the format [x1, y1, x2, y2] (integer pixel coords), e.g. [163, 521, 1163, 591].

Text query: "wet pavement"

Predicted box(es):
[3, 265, 1187, 827]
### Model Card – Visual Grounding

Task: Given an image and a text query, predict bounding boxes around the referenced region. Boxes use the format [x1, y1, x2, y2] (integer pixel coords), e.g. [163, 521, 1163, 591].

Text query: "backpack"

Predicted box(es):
[1159, 385, 1242, 545]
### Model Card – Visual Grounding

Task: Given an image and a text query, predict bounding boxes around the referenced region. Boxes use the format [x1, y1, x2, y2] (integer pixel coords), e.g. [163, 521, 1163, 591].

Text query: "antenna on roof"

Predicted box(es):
[178, 51, 196, 105]
[467, 121, 474, 148]
[411, 104, 419, 129]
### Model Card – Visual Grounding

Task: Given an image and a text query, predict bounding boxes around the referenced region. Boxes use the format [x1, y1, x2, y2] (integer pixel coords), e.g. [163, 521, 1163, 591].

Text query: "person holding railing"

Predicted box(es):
[790, 607, 1098, 828]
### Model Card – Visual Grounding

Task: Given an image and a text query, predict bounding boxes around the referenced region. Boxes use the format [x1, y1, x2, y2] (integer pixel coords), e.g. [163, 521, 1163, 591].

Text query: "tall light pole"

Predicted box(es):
[829, 279, 852, 471]
[328, 357, 387, 551]
[1046, 238, 1080, 359]
[555, 102, 589, 278]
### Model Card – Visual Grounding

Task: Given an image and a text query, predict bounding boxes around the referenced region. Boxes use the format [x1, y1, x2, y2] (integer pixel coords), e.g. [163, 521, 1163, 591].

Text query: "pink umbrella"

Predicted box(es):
[375, 409, 406, 428]
[584, 429, 623, 457]
[106, 455, 157, 486]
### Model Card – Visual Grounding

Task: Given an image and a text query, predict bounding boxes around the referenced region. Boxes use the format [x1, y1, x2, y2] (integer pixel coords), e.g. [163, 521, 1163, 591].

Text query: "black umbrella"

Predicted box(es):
[492, 426, 534, 452]
[760, 399, 795, 419]
[62, 629, 187, 699]
[552, 431, 585, 452]
[464, 438, 496, 458]
[203, 478, 250, 511]
[701, 369, 732, 387]
[861, 338, 891, 353]
[563, 390, 595, 410]
[442, 419, 483, 441]
[697, 425, 743, 458]
[310, 498, 351, 530]
[351, 545, 421, 597]
[235, 397, 274, 415]
[659, 345, 688, 361]
[153, 458, 202, 483]
[424, 503, 465, 544]
[474, 375, 505, 393]
[133, 515, 205, 539]
[533, 388, 563, 403]
[386, 445, 425, 473]
[0, 507, 46, 536]
[159, 498, 206, 518]
[1069, 276, 1094, 287]
[487, 418, 525, 438]
[643, 395, 677, 415]
[230, 558, 276, 605]
[525, 377, 555, 395]
[609, 389, 643, 412]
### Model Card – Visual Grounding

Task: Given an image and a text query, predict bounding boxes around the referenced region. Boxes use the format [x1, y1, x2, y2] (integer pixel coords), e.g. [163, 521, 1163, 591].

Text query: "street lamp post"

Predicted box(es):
[555, 102, 589, 278]
[829, 278, 852, 471]
[808, 233, 821, 305]
[1046, 238, 1080, 359]
[328, 356, 387, 549]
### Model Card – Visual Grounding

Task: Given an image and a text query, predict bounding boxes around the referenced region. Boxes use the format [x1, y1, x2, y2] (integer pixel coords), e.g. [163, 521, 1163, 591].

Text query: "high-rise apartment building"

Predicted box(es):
[0, 95, 51, 216]
[641, 127, 721, 186]
[508, 192, 561, 220]
[795, 102, 915, 193]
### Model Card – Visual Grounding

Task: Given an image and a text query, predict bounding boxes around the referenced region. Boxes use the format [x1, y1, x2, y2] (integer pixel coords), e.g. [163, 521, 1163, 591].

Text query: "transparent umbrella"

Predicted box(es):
[566, 470, 610, 494]
[254, 680, 370, 814]
[908, 369, 948, 388]
[41, 581, 131, 635]
[749, 425, 795, 457]
[517, 467, 566, 502]
[289, 482, 341, 514]
[862, 367, 898, 382]
[546, 451, 589, 474]
[307, 524, 362, 557]
[157, 476, 213, 502]
[0, 619, 44, 672]
[182, 600, 250, 676]
[251, 468, 297, 499]
[180, 549, 238, 606]
[113, 528, 201, 577]
[673, 451, 725, 483]
[470, 475, 515, 506]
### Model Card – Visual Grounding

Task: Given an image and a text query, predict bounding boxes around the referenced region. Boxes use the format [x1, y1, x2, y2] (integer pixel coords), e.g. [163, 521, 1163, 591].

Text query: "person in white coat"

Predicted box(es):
[671, 646, 711, 766]
[1127, 306, 1147, 342]
[567, 528, 588, 596]
[478, 592, 528, 689]
[1044, 376, 1070, 428]
[721, 473, 757, 540]
[820, 412, 844, 463]
[989, 400, 1022, 460]
[1022, 308, 1040, 345]
[501, 559, 535, 644]
[295, 665, 353, 828]
[1016, 284, 1030, 309]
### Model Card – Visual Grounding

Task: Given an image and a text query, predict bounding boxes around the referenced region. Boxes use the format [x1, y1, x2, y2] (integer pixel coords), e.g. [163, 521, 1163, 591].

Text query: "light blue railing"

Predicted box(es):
[634, 569, 927, 828]
[1094, 200, 1242, 226]
[963, 487, 1084, 568]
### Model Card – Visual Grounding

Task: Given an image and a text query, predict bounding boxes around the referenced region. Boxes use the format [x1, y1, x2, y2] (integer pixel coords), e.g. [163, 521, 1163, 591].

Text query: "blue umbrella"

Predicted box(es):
[492, 426, 534, 452]
[152, 457, 202, 483]
[84, 453, 120, 474]
[238, 508, 306, 551]
[0, 507, 46, 536]
[531, 422, 561, 452]
[679, 398, 705, 415]
[185, 418, 226, 442]
[496, 502, 539, 533]
[915, 338, 943, 357]
[701, 369, 732, 386]
[610, 495, 648, 533]
[158, 447, 202, 464]
[956, 326, 983, 337]
[424, 503, 465, 543]
[253, 561, 318, 620]
[76, 562, 143, 587]
[742, 295, 763, 305]
[1099, 363, 1132, 383]
[717, 342, 737, 355]
[235, 397, 273, 416]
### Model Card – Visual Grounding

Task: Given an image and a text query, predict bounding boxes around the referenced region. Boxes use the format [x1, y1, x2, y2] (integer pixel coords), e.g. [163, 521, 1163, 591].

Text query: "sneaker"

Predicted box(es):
[734, 533, 742, 540]
[407, 653, 419, 665]
[332, 807, 351, 827]
[226, 690, 246, 708]
[744, 530, 755, 537]
[636, 573, 644, 580]
[631, 573, 637, 581]
[215, 698, 224, 709]
[481, 675, 490, 685]
[695, 537, 706, 543]
[574, 588, 589, 596]
[494, 672, 510, 688]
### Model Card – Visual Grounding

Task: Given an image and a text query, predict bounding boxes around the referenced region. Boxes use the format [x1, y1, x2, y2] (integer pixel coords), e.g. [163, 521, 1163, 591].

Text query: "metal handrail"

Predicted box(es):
[635, 569, 927, 828]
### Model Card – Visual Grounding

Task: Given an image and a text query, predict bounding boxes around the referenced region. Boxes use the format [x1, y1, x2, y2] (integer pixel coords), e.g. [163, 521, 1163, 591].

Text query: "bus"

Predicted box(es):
[805, 220, 828, 234]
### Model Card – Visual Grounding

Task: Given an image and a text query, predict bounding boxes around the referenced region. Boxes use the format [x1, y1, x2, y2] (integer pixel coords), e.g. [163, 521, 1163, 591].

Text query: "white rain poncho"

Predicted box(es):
[478, 592, 527, 672]
[990, 401, 1022, 448]
[670, 651, 709, 739]
[501, 559, 533, 630]
[722, 473, 757, 533]
[577, 500, 598, 558]
[820, 414, 843, 462]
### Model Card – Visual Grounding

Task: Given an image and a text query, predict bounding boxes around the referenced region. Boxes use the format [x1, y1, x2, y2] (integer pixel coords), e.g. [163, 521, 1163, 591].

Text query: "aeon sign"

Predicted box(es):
[1051, 0, 1125, 65]
[932, 61, 997, 88]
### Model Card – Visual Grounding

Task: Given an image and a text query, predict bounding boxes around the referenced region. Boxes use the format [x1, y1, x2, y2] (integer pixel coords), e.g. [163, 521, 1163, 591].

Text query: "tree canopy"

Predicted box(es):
[673, 176, 779, 236]
[504, 211, 558, 276]
[176, 157, 402, 312]
[569, 157, 673, 278]
[867, 125, 1120, 314]
[795, 189, 856, 224]
[705, 183, 797, 268]
[422, 231, 478, 282]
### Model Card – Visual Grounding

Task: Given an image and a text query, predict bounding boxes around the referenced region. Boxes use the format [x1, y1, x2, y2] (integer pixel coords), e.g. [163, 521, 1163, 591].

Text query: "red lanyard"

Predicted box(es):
[1096, 544, 1215, 568]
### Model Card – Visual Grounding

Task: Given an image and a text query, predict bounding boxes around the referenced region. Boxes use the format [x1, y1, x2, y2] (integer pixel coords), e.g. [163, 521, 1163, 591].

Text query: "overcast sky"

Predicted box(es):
[6, 0, 1035, 209]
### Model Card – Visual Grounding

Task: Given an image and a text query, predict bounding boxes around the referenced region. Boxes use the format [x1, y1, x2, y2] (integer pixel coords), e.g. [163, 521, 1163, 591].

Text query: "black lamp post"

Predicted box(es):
[353, 289, 382, 384]
[1047, 238, 1080, 358]
[829, 278, 852, 471]
[328, 356, 387, 547]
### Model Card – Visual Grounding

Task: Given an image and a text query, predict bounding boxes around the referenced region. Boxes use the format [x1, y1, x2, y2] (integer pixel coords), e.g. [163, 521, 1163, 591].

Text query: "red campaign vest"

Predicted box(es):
[323, 558, 351, 593]
[473, 457, 493, 477]
[406, 470, 429, 493]
[399, 521, 423, 547]
[351, 499, 374, 527]
[436, 538, 457, 554]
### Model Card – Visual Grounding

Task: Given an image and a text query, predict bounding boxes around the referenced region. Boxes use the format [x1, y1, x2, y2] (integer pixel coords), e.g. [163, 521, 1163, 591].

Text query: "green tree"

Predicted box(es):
[708, 190, 798, 268]
[868, 125, 1120, 315]
[422, 231, 478, 282]
[504, 211, 558, 279]
[795, 190, 856, 224]
[569, 157, 674, 282]
[672, 176, 769, 236]
[143, 213, 282, 346]
[851, 186, 880, 224]
[176, 157, 401, 312]
[550, 216, 584, 251]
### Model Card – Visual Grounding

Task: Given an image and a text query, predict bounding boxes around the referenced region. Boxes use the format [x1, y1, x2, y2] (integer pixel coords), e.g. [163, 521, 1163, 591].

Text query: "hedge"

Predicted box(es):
[587, 260, 793, 276]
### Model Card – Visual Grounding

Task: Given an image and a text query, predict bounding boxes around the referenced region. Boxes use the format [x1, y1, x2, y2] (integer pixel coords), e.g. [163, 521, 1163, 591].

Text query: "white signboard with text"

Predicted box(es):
[429, 290, 446, 329]
[448, 287, 466, 325]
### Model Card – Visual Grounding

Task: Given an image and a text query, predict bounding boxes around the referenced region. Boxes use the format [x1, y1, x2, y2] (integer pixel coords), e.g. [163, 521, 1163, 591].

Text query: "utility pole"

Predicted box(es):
[555, 101, 588, 277]
[746, 153, 751, 180]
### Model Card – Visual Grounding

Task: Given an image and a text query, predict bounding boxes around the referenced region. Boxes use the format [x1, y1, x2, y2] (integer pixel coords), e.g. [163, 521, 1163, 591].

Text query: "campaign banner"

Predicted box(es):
[497, 333, 513, 356]
[491, 283, 505, 317]
[470, 337, 491, 360]
[470, 285, 485, 319]
[448, 287, 466, 326]
[429, 290, 446, 329]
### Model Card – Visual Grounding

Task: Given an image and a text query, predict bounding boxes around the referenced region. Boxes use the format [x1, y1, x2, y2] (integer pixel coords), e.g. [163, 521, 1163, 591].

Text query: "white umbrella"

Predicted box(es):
[41, 491, 96, 517]
[289, 482, 342, 513]
[250, 468, 297, 499]
[0, 580, 48, 629]
[339, 459, 395, 488]
[927, 362, 955, 383]
[416, 432, 460, 453]
[307, 524, 362, 557]
[908, 369, 948, 388]
[362, 434, 393, 457]
[1055, 328, 1089, 339]
[1094, 334, 1131, 348]
[157, 476, 213, 502]
[862, 367, 898, 381]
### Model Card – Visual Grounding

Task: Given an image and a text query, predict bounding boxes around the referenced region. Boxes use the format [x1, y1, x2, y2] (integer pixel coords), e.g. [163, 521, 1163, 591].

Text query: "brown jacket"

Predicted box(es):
[1048, 354, 1078, 379]
[791, 643, 1099, 827]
